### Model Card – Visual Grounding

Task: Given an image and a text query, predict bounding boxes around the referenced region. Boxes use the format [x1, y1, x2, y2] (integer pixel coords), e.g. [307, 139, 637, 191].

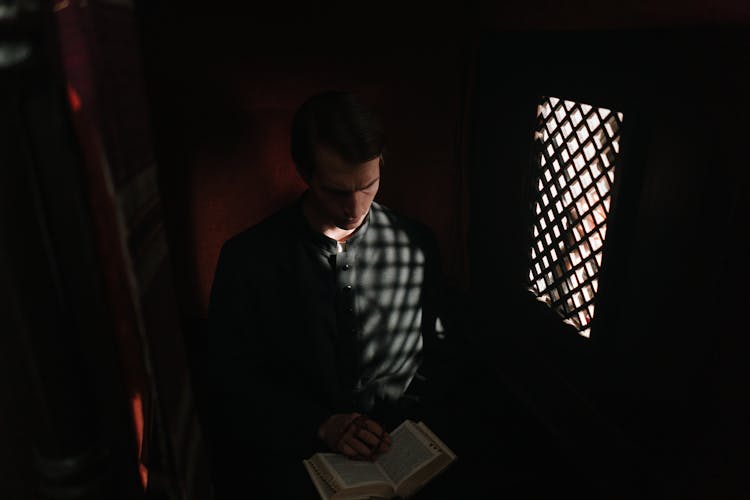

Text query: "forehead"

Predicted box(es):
[313, 146, 380, 188]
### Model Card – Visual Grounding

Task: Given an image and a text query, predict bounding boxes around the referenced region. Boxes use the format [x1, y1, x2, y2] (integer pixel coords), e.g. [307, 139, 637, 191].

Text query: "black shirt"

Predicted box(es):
[204, 192, 444, 466]
[296, 194, 443, 411]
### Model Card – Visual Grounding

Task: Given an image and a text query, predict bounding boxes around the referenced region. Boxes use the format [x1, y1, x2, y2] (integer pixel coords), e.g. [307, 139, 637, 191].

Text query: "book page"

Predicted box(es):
[375, 421, 439, 486]
[318, 453, 391, 488]
[416, 422, 456, 460]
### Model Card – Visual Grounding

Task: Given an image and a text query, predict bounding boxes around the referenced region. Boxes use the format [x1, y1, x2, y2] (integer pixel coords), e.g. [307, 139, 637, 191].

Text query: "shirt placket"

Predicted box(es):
[335, 246, 364, 394]
[337, 247, 359, 329]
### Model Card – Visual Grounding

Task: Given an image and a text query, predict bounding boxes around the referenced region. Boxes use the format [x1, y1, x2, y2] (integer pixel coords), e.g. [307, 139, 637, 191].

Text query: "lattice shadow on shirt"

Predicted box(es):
[339, 223, 434, 402]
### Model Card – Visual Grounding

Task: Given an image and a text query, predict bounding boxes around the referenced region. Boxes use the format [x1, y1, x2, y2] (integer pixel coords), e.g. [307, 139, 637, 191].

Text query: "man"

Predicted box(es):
[204, 91, 448, 496]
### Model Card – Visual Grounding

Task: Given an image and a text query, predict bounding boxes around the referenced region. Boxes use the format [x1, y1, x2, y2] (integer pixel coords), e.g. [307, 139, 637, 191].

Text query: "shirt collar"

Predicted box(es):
[295, 190, 372, 254]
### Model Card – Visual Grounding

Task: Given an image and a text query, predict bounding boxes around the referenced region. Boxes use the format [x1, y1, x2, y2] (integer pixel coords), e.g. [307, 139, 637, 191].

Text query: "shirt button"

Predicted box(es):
[342, 264, 351, 271]
[343, 285, 352, 292]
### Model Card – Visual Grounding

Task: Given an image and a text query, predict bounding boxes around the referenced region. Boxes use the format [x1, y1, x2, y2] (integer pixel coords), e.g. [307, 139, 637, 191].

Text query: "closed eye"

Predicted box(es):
[361, 177, 380, 190]
[323, 177, 379, 196]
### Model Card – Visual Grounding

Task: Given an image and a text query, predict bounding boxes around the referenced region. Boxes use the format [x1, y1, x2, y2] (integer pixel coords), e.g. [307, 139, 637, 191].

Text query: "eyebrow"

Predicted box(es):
[361, 177, 380, 190]
[325, 177, 380, 193]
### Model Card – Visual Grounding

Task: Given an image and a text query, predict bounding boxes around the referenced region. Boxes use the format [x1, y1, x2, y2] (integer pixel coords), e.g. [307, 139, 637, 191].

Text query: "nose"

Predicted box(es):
[343, 192, 366, 219]
[342, 198, 356, 219]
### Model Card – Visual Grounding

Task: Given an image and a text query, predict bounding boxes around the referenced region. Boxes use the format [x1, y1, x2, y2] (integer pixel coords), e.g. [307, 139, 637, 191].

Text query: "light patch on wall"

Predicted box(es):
[529, 96, 624, 338]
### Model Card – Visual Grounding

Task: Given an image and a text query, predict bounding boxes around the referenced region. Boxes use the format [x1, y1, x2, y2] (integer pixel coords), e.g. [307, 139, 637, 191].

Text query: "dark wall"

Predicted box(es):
[136, 6, 473, 319]
[471, 28, 750, 498]
[1, 22, 145, 499]
[134, 0, 750, 315]
[133, 2, 750, 498]
[612, 31, 749, 498]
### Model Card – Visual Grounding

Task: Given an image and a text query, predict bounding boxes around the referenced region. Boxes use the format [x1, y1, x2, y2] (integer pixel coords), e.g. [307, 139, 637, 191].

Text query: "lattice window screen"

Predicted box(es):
[528, 96, 624, 338]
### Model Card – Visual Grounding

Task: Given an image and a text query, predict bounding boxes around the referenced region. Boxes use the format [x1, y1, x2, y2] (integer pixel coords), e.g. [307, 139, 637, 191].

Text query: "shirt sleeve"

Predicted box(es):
[202, 238, 331, 479]
[409, 229, 463, 402]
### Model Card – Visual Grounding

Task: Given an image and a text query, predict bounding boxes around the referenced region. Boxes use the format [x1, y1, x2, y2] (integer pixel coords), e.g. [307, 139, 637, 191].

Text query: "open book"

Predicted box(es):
[303, 420, 456, 500]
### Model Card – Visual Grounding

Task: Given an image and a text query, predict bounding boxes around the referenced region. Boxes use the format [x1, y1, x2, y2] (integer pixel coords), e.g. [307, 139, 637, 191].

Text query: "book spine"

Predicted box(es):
[309, 459, 340, 493]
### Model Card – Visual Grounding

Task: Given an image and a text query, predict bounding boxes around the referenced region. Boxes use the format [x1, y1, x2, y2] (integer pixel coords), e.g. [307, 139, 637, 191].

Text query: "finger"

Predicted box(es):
[359, 418, 385, 436]
[339, 442, 359, 459]
[383, 433, 393, 446]
[367, 441, 390, 457]
[362, 422, 391, 447]
[373, 431, 391, 454]
[376, 438, 391, 454]
[338, 413, 362, 441]
[354, 427, 382, 448]
[353, 424, 388, 451]
[357, 427, 391, 455]
[346, 436, 374, 458]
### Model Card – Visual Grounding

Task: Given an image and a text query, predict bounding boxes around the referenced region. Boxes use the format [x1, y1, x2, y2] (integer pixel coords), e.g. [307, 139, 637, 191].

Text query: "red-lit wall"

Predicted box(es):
[134, 3, 750, 497]
[137, 1, 749, 320]
[140, 18, 473, 318]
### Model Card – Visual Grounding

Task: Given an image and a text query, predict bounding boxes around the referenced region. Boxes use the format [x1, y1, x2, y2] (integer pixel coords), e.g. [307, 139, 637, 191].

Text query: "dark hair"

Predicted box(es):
[290, 91, 384, 178]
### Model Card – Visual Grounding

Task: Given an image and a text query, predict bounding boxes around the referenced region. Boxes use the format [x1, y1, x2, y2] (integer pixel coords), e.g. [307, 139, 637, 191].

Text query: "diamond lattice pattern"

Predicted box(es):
[528, 96, 624, 338]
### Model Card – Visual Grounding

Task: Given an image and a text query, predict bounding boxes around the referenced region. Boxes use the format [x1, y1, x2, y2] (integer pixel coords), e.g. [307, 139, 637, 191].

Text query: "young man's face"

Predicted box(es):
[306, 146, 381, 230]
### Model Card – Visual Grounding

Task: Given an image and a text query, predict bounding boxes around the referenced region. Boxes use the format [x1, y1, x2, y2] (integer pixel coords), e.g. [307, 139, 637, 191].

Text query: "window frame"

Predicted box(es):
[469, 30, 650, 351]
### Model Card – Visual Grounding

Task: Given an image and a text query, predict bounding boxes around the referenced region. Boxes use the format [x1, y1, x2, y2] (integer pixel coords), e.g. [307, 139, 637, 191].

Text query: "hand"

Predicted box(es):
[318, 413, 392, 460]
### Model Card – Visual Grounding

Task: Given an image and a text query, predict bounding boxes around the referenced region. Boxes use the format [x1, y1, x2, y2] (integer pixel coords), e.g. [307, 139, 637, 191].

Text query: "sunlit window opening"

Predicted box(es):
[528, 96, 624, 338]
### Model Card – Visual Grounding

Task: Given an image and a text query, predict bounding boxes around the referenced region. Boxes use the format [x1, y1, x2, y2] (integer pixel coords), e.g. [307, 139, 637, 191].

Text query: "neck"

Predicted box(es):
[302, 193, 359, 243]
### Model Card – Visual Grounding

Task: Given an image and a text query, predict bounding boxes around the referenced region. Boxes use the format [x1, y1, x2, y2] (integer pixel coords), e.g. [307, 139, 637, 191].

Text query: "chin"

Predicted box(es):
[336, 220, 360, 230]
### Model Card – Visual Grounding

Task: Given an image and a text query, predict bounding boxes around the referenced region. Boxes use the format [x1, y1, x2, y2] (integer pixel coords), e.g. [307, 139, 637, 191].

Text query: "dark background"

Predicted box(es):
[2, 1, 749, 498]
